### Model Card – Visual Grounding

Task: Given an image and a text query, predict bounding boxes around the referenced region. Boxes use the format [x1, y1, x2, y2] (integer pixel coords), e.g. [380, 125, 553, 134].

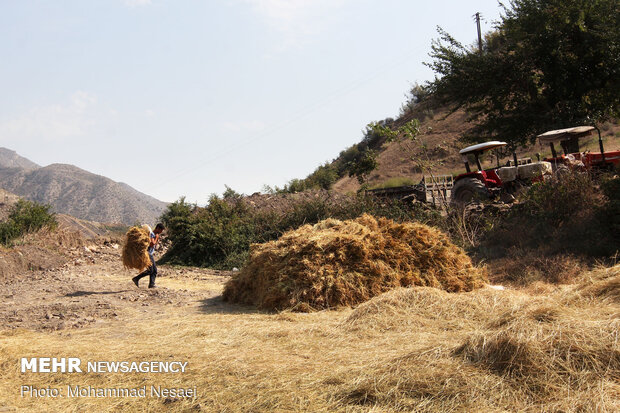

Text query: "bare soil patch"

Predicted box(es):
[0, 240, 229, 331]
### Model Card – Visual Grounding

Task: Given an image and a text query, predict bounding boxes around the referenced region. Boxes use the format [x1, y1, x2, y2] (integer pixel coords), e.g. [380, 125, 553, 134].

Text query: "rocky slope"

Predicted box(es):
[0, 149, 167, 225]
[0, 148, 39, 170]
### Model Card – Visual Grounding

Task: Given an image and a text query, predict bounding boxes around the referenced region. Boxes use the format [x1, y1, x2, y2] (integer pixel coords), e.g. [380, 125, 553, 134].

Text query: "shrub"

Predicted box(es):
[0, 199, 57, 246]
[518, 172, 601, 227]
[160, 191, 444, 269]
[483, 172, 618, 258]
[347, 149, 378, 184]
[338, 145, 360, 170]
[399, 83, 430, 117]
[599, 175, 620, 242]
[308, 164, 338, 190]
[160, 195, 257, 268]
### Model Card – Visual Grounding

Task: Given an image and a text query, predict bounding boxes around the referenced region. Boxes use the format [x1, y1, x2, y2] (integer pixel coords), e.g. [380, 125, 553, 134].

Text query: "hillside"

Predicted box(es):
[0, 148, 40, 170]
[0, 187, 120, 238]
[0, 149, 167, 225]
[332, 108, 468, 193]
[330, 107, 620, 193]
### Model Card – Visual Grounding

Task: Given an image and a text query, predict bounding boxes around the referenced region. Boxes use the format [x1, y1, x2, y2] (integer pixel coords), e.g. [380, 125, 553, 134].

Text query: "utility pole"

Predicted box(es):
[475, 12, 482, 54]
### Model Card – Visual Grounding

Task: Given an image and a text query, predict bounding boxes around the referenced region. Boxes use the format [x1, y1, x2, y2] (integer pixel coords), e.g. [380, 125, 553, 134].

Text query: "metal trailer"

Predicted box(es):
[365, 175, 454, 207]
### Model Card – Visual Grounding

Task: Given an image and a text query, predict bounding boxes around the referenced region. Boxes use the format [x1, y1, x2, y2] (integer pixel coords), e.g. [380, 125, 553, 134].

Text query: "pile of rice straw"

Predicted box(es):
[223, 214, 486, 311]
[121, 226, 151, 271]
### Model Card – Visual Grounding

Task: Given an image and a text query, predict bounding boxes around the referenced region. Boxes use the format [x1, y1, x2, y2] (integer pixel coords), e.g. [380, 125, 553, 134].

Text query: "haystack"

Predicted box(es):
[223, 214, 486, 311]
[121, 226, 151, 271]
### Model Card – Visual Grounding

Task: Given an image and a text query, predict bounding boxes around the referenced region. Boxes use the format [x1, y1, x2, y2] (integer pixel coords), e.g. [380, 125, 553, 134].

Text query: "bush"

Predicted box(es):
[483, 172, 618, 258]
[308, 164, 338, 190]
[337, 146, 360, 173]
[0, 199, 57, 246]
[159, 195, 256, 268]
[599, 175, 620, 242]
[518, 172, 601, 227]
[347, 149, 378, 184]
[399, 83, 430, 117]
[160, 191, 444, 269]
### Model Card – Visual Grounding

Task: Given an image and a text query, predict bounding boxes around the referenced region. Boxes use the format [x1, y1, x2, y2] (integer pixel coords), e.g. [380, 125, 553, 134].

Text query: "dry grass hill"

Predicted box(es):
[0, 148, 167, 225]
[331, 107, 620, 193]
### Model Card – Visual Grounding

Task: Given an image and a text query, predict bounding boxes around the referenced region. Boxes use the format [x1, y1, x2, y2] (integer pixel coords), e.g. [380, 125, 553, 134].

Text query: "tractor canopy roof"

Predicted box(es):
[459, 141, 507, 155]
[537, 126, 595, 144]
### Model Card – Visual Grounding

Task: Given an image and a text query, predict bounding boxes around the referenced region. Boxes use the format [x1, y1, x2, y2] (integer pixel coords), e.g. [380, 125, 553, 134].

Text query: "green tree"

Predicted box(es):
[0, 199, 57, 245]
[158, 197, 198, 264]
[348, 149, 378, 185]
[400, 83, 431, 116]
[427, 0, 620, 147]
[308, 164, 338, 190]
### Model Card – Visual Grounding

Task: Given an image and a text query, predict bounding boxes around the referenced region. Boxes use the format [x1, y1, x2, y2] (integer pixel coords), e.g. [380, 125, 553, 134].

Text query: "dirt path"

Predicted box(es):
[0, 242, 232, 331]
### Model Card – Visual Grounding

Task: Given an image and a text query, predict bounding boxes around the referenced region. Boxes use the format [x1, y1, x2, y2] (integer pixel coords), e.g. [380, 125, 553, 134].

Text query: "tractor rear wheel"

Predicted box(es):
[451, 177, 490, 205]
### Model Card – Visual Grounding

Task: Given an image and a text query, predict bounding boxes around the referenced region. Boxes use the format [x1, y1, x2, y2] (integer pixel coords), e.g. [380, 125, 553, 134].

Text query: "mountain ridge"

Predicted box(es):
[0, 149, 167, 225]
[0, 148, 40, 170]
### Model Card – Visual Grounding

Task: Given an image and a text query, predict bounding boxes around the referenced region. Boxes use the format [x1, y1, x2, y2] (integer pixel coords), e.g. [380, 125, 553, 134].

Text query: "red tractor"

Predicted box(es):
[452, 125, 619, 205]
[537, 126, 620, 171]
[451, 141, 552, 204]
[369, 125, 617, 207]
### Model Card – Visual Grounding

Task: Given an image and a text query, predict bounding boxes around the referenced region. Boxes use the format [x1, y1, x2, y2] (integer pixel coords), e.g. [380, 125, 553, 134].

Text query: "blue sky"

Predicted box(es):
[0, 0, 502, 203]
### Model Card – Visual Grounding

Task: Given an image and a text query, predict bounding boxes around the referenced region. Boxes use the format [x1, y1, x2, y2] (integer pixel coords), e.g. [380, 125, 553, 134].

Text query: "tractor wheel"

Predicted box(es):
[451, 177, 490, 205]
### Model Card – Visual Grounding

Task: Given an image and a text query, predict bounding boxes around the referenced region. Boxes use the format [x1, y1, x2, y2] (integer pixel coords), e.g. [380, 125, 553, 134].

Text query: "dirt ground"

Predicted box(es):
[0, 240, 231, 333]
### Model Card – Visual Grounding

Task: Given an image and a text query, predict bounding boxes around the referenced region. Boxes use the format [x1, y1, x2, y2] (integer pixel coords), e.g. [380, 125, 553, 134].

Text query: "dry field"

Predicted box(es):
[0, 242, 618, 412]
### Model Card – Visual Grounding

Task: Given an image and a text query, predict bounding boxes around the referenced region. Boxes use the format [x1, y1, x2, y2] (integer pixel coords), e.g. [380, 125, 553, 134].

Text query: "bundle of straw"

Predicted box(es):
[121, 226, 151, 271]
[223, 214, 487, 311]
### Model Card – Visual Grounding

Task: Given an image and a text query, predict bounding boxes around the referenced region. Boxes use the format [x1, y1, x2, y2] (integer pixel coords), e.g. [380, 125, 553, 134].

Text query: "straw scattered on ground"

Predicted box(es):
[121, 226, 150, 271]
[567, 263, 620, 304]
[2, 255, 619, 411]
[332, 267, 620, 411]
[223, 214, 486, 311]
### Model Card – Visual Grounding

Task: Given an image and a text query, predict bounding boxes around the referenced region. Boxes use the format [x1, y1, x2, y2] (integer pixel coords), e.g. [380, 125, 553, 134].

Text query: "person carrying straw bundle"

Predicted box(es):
[132, 223, 165, 288]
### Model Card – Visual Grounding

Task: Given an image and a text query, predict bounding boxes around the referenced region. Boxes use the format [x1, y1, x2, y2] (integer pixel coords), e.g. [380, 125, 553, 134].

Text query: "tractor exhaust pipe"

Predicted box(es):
[595, 126, 606, 164]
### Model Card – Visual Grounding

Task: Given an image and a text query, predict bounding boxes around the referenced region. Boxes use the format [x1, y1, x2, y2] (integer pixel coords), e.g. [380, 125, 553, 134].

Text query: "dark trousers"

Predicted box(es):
[136, 253, 157, 287]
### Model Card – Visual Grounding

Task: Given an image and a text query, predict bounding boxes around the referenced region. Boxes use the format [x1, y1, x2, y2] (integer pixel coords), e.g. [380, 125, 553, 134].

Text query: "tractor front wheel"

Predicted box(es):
[451, 177, 490, 205]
